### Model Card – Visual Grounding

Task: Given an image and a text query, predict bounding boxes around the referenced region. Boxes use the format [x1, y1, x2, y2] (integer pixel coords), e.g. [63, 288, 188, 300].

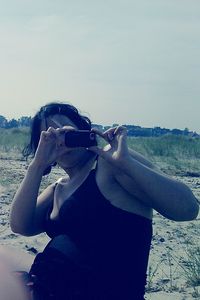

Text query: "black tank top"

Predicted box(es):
[45, 169, 152, 299]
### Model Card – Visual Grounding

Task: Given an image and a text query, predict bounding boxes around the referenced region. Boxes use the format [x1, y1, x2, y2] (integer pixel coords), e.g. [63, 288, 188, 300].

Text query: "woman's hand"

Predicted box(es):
[89, 126, 130, 168]
[33, 126, 73, 170]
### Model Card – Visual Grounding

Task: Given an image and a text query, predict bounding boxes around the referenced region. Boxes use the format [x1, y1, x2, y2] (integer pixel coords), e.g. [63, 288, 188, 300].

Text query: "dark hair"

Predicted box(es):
[23, 102, 92, 175]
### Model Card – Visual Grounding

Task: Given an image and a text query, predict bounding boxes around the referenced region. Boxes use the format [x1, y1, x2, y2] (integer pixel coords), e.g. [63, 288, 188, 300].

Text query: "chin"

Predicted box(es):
[57, 148, 87, 166]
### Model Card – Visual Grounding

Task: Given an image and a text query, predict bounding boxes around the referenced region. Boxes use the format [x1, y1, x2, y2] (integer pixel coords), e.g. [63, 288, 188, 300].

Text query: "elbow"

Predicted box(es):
[175, 184, 199, 221]
[160, 188, 199, 222]
[10, 211, 36, 236]
[181, 187, 199, 220]
[11, 227, 35, 237]
[10, 223, 25, 236]
[9, 216, 22, 235]
[10, 220, 34, 237]
[184, 200, 199, 221]
[9, 217, 19, 234]
[10, 218, 42, 236]
[173, 196, 199, 222]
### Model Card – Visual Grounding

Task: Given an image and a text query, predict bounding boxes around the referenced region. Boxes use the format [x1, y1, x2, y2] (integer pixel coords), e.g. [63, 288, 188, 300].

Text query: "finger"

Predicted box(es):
[40, 131, 47, 140]
[116, 128, 128, 154]
[55, 127, 77, 147]
[103, 126, 124, 142]
[40, 128, 57, 144]
[102, 126, 117, 134]
[91, 128, 112, 144]
[47, 128, 59, 141]
[115, 127, 127, 144]
[91, 128, 105, 138]
[114, 126, 127, 136]
[92, 126, 126, 144]
[47, 126, 57, 133]
[93, 128, 116, 143]
[40, 130, 46, 136]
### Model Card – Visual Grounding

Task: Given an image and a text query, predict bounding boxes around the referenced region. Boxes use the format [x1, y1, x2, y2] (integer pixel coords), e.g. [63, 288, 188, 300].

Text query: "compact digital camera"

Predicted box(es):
[65, 130, 97, 147]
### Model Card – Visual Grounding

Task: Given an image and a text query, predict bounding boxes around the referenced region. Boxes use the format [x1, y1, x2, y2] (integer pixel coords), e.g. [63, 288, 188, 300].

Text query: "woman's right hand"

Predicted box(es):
[33, 127, 69, 170]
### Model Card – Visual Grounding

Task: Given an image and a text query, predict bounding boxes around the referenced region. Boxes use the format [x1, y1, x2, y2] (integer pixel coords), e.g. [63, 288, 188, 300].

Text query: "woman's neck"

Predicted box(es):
[61, 151, 97, 178]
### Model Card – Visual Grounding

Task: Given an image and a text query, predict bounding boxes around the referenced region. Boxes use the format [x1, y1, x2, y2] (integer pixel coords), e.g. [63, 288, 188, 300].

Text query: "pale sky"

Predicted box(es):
[0, 0, 200, 132]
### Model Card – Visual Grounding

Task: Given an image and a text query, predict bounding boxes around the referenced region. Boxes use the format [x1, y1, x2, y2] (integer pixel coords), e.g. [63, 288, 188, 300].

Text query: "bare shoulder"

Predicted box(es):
[37, 179, 62, 205]
[95, 156, 119, 188]
[96, 157, 153, 219]
[40, 176, 69, 195]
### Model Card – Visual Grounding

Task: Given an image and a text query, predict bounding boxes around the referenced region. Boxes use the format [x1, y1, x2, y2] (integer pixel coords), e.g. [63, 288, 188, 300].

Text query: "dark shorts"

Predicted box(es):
[23, 235, 145, 300]
[28, 235, 100, 300]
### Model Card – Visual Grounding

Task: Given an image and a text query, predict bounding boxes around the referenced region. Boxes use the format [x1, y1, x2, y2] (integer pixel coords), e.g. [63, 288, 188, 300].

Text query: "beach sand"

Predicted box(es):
[0, 154, 199, 299]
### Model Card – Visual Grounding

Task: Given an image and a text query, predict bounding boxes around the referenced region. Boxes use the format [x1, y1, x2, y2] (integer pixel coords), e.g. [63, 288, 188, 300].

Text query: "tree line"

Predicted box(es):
[0, 115, 31, 129]
[0, 115, 199, 137]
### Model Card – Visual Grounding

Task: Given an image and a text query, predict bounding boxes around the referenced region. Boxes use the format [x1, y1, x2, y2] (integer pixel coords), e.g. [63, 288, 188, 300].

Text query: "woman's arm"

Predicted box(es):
[90, 126, 199, 221]
[128, 147, 155, 169]
[10, 161, 55, 236]
[114, 156, 199, 221]
[10, 127, 69, 236]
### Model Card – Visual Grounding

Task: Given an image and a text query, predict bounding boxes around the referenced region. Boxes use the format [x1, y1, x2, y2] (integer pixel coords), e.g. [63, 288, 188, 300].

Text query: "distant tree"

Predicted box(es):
[6, 118, 18, 128]
[18, 116, 31, 127]
[183, 127, 189, 135]
[0, 115, 8, 128]
[171, 128, 182, 135]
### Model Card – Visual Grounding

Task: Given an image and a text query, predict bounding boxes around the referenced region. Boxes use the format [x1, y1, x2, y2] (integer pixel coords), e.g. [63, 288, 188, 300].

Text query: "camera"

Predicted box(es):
[64, 130, 97, 148]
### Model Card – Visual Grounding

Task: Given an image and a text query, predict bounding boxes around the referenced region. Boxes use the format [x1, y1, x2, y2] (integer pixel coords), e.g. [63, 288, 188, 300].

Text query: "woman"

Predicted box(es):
[9, 102, 199, 299]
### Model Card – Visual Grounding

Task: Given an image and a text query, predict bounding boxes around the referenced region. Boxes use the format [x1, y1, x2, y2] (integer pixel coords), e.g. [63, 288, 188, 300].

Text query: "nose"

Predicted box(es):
[48, 118, 62, 128]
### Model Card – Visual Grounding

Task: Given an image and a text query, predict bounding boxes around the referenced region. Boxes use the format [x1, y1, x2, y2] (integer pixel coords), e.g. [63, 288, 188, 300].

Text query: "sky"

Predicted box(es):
[0, 0, 200, 132]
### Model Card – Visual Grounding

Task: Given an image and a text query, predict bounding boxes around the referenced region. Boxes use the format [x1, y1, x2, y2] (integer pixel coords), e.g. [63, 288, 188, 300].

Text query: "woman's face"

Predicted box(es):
[40, 114, 88, 168]
[44, 114, 78, 131]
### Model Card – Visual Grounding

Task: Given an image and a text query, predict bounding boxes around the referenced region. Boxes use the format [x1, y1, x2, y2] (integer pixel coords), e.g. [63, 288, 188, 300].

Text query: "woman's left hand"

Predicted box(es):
[89, 126, 130, 167]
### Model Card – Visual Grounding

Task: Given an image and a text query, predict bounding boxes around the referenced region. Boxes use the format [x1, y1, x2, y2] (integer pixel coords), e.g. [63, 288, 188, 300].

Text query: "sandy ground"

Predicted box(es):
[0, 154, 199, 300]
